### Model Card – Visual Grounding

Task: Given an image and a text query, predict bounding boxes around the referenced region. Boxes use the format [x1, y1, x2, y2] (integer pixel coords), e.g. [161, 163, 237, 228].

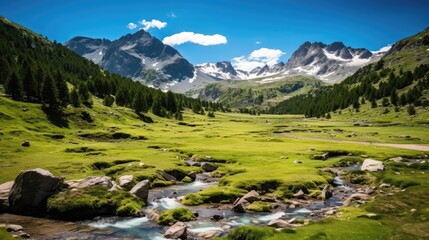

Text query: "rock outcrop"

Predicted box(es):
[130, 180, 150, 203]
[8, 168, 64, 216]
[361, 159, 384, 172]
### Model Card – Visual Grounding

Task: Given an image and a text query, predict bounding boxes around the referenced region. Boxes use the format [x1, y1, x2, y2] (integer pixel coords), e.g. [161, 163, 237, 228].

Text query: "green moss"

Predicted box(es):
[183, 187, 246, 205]
[47, 185, 143, 220]
[181, 176, 193, 183]
[0, 228, 15, 240]
[182, 193, 204, 205]
[151, 180, 175, 188]
[222, 226, 276, 240]
[157, 207, 195, 225]
[246, 201, 271, 212]
[342, 170, 376, 185]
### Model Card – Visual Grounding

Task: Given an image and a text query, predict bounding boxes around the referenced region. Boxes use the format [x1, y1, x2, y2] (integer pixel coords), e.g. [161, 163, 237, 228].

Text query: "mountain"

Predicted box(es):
[65, 30, 197, 87]
[270, 27, 429, 116]
[283, 41, 385, 83]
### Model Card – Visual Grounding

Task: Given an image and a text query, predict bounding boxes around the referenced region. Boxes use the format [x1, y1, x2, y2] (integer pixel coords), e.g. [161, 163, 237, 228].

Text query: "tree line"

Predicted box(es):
[0, 20, 225, 119]
[269, 60, 429, 117]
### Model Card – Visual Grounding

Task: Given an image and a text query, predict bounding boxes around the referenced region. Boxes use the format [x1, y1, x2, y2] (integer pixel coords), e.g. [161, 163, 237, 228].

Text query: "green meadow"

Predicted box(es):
[1, 95, 428, 239]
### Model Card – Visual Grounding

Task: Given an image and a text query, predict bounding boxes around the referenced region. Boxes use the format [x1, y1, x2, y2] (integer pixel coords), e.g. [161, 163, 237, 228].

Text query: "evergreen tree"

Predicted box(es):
[132, 90, 147, 113]
[371, 99, 377, 108]
[399, 94, 407, 106]
[78, 82, 91, 106]
[70, 87, 81, 107]
[41, 74, 60, 110]
[407, 104, 416, 115]
[390, 89, 398, 106]
[55, 71, 70, 106]
[0, 57, 10, 84]
[103, 95, 114, 107]
[166, 91, 177, 113]
[22, 63, 37, 101]
[115, 85, 129, 107]
[5, 72, 23, 100]
[382, 97, 390, 107]
[152, 97, 164, 117]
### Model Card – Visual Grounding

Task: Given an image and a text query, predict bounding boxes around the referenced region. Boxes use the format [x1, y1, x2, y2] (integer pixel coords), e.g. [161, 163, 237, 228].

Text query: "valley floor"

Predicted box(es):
[0, 96, 428, 239]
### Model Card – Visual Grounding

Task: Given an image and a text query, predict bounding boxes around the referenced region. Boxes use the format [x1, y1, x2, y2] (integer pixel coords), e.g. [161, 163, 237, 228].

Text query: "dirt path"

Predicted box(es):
[281, 133, 429, 152]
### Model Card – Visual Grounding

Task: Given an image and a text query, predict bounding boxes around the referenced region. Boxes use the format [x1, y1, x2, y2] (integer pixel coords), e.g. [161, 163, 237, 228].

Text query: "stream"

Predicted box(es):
[84, 165, 361, 240]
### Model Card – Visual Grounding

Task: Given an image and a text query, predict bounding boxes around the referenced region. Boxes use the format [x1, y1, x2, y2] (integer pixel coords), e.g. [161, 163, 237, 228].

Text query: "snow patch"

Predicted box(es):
[120, 43, 137, 51]
[323, 49, 348, 62]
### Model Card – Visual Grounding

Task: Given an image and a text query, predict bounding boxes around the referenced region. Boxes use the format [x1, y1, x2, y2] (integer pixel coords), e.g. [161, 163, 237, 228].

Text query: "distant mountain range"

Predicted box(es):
[65, 30, 389, 94]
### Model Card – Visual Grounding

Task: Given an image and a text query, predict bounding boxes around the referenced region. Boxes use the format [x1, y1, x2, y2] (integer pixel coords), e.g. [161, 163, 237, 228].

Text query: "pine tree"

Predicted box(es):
[5, 72, 23, 100]
[115, 85, 129, 107]
[22, 63, 37, 101]
[41, 74, 60, 110]
[407, 104, 416, 115]
[371, 99, 377, 108]
[103, 95, 114, 107]
[132, 90, 147, 113]
[152, 97, 164, 117]
[55, 71, 70, 106]
[70, 87, 81, 107]
[78, 82, 91, 106]
[0, 57, 10, 84]
[390, 89, 398, 106]
[166, 91, 177, 113]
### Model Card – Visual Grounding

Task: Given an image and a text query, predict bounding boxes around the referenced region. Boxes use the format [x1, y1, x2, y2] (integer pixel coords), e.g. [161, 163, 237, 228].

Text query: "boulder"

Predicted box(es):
[164, 221, 187, 239]
[343, 193, 371, 206]
[8, 168, 64, 215]
[321, 185, 333, 201]
[312, 153, 329, 160]
[146, 206, 160, 222]
[232, 198, 246, 213]
[293, 160, 302, 164]
[21, 141, 30, 147]
[118, 175, 134, 189]
[130, 180, 150, 203]
[198, 230, 222, 239]
[158, 171, 177, 182]
[389, 156, 403, 163]
[187, 171, 197, 181]
[6, 224, 23, 232]
[0, 181, 14, 197]
[293, 190, 306, 199]
[361, 159, 384, 172]
[67, 176, 114, 189]
[241, 190, 260, 203]
[201, 163, 218, 172]
[211, 214, 224, 221]
[267, 219, 293, 228]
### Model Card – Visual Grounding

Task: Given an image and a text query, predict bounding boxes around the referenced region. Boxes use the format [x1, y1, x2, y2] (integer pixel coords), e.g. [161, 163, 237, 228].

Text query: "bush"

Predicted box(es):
[103, 95, 115, 107]
[157, 208, 195, 225]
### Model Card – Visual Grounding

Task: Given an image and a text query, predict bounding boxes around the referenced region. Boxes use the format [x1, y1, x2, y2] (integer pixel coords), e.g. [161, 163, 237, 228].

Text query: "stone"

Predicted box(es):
[201, 162, 218, 172]
[8, 168, 64, 215]
[389, 156, 403, 163]
[241, 190, 260, 203]
[130, 180, 150, 203]
[267, 219, 293, 228]
[361, 159, 384, 172]
[21, 141, 30, 147]
[146, 206, 160, 222]
[198, 230, 222, 239]
[343, 193, 371, 206]
[232, 198, 246, 213]
[379, 183, 391, 188]
[158, 171, 177, 182]
[6, 224, 23, 232]
[67, 176, 114, 189]
[321, 185, 332, 201]
[325, 210, 336, 215]
[312, 153, 329, 160]
[411, 208, 417, 213]
[118, 175, 134, 189]
[0, 181, 14, 196]
[139, 162, 145, 167]
[293, 190, 306, 199]
[293, 160, 302, 164]
[164, 222, 187, 239]
[187, 171, 197, 181]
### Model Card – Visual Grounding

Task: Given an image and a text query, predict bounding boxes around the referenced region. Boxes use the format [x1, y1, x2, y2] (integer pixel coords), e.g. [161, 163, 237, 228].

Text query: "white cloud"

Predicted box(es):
[232, 48, 285, 72]
[162, 32, 227, 46]
[127, 22, 137, 30]
[371, 44, 392, 54]
[139, 19, 167, 31]
[256, 41, 262, 44]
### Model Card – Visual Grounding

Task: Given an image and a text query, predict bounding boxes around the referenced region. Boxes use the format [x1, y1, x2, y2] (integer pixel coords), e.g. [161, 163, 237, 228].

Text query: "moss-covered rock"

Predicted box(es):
[246, 201, 271, 212]
[181, 176, 193, 183]
[47, 185, 143, 220]
[182, 187, 246, 206]
[157, 207, 196, 225]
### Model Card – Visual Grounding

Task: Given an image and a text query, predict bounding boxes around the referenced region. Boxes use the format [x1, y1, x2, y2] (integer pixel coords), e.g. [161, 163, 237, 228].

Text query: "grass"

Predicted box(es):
[1, 94, 429, 238]
[0, 227, 15, 240]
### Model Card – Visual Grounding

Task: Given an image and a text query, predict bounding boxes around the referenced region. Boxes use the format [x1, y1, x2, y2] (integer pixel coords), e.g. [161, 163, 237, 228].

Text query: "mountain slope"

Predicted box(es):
[270, 27, 429, 117]
[65, 30, 196, 87]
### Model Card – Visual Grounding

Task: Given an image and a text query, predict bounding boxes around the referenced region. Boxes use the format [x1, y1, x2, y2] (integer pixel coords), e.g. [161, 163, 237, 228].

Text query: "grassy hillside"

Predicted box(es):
[193, 75, 324, 109]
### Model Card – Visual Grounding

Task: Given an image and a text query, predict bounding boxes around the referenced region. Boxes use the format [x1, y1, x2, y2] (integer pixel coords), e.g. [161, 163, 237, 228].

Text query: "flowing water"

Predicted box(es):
[85, 167, 360, 239]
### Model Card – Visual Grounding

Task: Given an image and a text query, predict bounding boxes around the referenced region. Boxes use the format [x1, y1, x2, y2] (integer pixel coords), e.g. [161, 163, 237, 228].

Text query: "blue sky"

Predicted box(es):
[2, 0, 429, 69]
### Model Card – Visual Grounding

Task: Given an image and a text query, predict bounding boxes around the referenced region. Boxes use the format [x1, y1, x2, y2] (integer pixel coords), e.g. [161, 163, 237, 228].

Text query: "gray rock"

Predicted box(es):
[267, 219, 293, 228]
[21, 141, 30, 147]
[343, 193, 371, 206]
[146, 206, 160, 222]
[130, 180, 150, 203]
[198, 229, 222, 239]
[294, 160, 302, 164]
[361, 159, 384, 172]
[389, 156, 403, 163]
[293, 190, 306, 199]
[6, 224, 23, 232]
[158, 171, 177, 182]
[67, 176, 114, 189]
[164, 221, 187, 239]
[187, 171, 197, 181]
[241, 190, 260, 203]
[9, 168, 64, 215]
[232, 198, 246, 213]
[118, 175, 134, 189]
[201, 162, 218, 172]
[321, 185, 332, 201]
[0, 181, 14, 196]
